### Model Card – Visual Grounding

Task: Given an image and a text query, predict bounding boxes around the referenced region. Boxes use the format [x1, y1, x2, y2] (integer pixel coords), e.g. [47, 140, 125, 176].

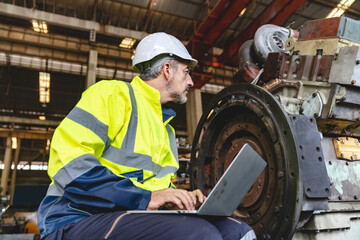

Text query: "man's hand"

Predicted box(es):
[146, 188, 205, 210]
[189, 189, 206, 208]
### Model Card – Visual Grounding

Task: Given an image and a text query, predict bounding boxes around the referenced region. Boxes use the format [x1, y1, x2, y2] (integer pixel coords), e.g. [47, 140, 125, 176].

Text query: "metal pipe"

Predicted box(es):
[1, 137, 12, 195]
[86, 50, 98, 88]
[9, 138, 21, 205]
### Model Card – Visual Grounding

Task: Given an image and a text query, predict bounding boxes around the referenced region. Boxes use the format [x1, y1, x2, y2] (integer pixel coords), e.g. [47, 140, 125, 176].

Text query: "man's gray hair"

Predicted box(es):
[140, 55, 179, 81]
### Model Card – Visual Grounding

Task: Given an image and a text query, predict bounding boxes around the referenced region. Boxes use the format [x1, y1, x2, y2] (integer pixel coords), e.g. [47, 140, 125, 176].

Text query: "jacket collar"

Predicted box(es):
[131, 76, 176, 124]
[131, 76, 161, 104]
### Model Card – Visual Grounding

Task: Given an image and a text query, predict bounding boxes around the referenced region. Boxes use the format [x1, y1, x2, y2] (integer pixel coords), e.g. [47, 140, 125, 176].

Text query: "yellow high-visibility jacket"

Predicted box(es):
[37, 76, 179, 239]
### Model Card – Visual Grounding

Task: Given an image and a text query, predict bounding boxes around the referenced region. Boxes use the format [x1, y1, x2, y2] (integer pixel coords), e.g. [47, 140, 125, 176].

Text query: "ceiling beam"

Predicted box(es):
[0, 128, 54, 140]
[219, 0, 306, 65]
[187, 0, 252, 88]
[0, 116, 59, 127]
[0, 23, 133, 63]
[270, 0, 308, 25]
[0, 2, 148, 40]
[188, 0, 251, 56]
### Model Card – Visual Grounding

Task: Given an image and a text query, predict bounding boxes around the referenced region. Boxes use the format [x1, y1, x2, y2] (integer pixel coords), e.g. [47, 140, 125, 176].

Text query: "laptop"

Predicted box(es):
[127, 143, 267, 216]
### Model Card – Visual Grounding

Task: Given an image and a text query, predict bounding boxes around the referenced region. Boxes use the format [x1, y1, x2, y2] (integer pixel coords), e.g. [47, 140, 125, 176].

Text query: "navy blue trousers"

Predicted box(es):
[44, 211, 256, 240]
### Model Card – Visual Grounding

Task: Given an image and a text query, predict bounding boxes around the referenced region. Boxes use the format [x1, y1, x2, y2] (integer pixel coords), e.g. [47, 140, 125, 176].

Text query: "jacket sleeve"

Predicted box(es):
[48, 80, 151, 210]
[64, 164, 151, 210]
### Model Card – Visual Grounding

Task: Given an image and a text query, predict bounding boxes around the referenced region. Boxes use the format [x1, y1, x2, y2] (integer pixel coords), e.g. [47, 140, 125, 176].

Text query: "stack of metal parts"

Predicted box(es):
[190, 16, 360, 240]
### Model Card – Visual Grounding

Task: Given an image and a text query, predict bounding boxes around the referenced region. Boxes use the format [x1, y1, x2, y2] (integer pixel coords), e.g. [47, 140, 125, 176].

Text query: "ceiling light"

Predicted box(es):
[239, 8, 247, 17]
[46, 139, 51, 151]
[39, 116, 46, 121]
[326, 0, 356, 18]
[119, 38, 136, 49]
[32, 20, 48, 33]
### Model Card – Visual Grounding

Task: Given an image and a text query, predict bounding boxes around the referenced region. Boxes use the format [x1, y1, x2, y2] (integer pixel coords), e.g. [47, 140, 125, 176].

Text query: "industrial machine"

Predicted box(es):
[190, 16, 360, 240]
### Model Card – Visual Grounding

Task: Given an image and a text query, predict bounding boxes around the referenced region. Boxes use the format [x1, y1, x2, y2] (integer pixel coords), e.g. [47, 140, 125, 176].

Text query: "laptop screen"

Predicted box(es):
[197, 143, 267, 216]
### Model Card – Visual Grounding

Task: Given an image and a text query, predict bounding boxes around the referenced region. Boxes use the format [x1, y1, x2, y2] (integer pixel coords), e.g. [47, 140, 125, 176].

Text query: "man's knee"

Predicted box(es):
[213, 217, 257, 240]
[175, 216, 223, 240]
[113, 214, 223, 240]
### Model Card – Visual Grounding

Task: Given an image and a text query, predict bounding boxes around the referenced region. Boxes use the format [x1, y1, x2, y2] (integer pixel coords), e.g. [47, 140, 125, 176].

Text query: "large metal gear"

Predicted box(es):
[190, 83, 330, 239]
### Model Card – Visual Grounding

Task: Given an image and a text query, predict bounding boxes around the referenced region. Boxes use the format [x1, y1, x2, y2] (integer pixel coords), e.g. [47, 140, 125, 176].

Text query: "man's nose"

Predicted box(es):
[188, 75, 194, 87]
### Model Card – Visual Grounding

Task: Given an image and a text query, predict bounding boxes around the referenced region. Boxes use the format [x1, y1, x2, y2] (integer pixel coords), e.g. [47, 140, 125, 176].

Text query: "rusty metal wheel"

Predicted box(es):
[190, 83, 302, 240]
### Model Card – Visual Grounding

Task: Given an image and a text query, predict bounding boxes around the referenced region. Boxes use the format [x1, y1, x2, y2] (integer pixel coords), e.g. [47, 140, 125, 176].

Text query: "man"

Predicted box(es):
[37, 32, 257, 240]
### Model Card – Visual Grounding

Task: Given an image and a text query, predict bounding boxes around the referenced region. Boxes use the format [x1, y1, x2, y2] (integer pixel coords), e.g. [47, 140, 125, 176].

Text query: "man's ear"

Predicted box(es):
[162, 62, 172, 81]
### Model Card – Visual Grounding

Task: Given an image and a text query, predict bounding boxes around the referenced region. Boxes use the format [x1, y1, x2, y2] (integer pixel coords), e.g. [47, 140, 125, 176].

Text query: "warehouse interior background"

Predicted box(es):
[0, 0, 360, 237]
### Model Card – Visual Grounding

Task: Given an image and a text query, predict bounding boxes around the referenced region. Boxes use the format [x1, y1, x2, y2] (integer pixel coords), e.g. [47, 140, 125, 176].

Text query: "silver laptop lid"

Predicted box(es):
[197, 143, 267, 216]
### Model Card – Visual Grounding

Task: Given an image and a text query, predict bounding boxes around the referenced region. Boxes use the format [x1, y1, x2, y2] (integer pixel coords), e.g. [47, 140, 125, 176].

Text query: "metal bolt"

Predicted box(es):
[356, 60, 360, 65]
[312, 92, 317, 98]
[299, 107, 304, 114]
[346, 161, 349, 165]
[329, 161, 332, 165]
[354, 195, 358, 200]
[351, 80, 356, 85]
[314, 113, 318, 118]
[340, 153, 344, 157]
[341, 96, 346, 101]
[338, 196, 342, 200]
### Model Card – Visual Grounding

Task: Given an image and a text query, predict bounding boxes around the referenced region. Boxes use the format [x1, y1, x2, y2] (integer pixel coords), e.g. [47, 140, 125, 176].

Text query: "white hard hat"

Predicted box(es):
[132, 32, 198, 72]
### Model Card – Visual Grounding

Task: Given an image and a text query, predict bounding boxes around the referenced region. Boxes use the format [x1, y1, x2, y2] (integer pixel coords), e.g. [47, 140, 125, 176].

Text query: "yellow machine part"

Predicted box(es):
[285, 37, 360, 56]
[333, 137, 360, 161]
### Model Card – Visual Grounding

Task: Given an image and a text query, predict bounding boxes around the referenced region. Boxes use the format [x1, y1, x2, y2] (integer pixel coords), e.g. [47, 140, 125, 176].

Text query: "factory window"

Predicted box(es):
[39, 72, 50, 104]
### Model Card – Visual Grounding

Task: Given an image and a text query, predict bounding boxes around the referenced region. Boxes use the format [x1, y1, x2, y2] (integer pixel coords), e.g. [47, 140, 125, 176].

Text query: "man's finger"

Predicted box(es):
[170, 195, 184, 209]
[188, 191, 197, 205]
[192, 189, 205, 203]
[175, 191, 194, 210]
[180, 190, 196, 209]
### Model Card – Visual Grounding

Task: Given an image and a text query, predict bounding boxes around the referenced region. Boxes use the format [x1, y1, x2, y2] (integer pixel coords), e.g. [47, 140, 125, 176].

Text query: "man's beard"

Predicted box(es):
[166, 77, 189, 104]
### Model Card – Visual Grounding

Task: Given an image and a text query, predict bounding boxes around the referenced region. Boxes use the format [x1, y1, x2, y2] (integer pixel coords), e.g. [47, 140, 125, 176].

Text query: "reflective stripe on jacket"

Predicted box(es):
[37, 76, 179, 239]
